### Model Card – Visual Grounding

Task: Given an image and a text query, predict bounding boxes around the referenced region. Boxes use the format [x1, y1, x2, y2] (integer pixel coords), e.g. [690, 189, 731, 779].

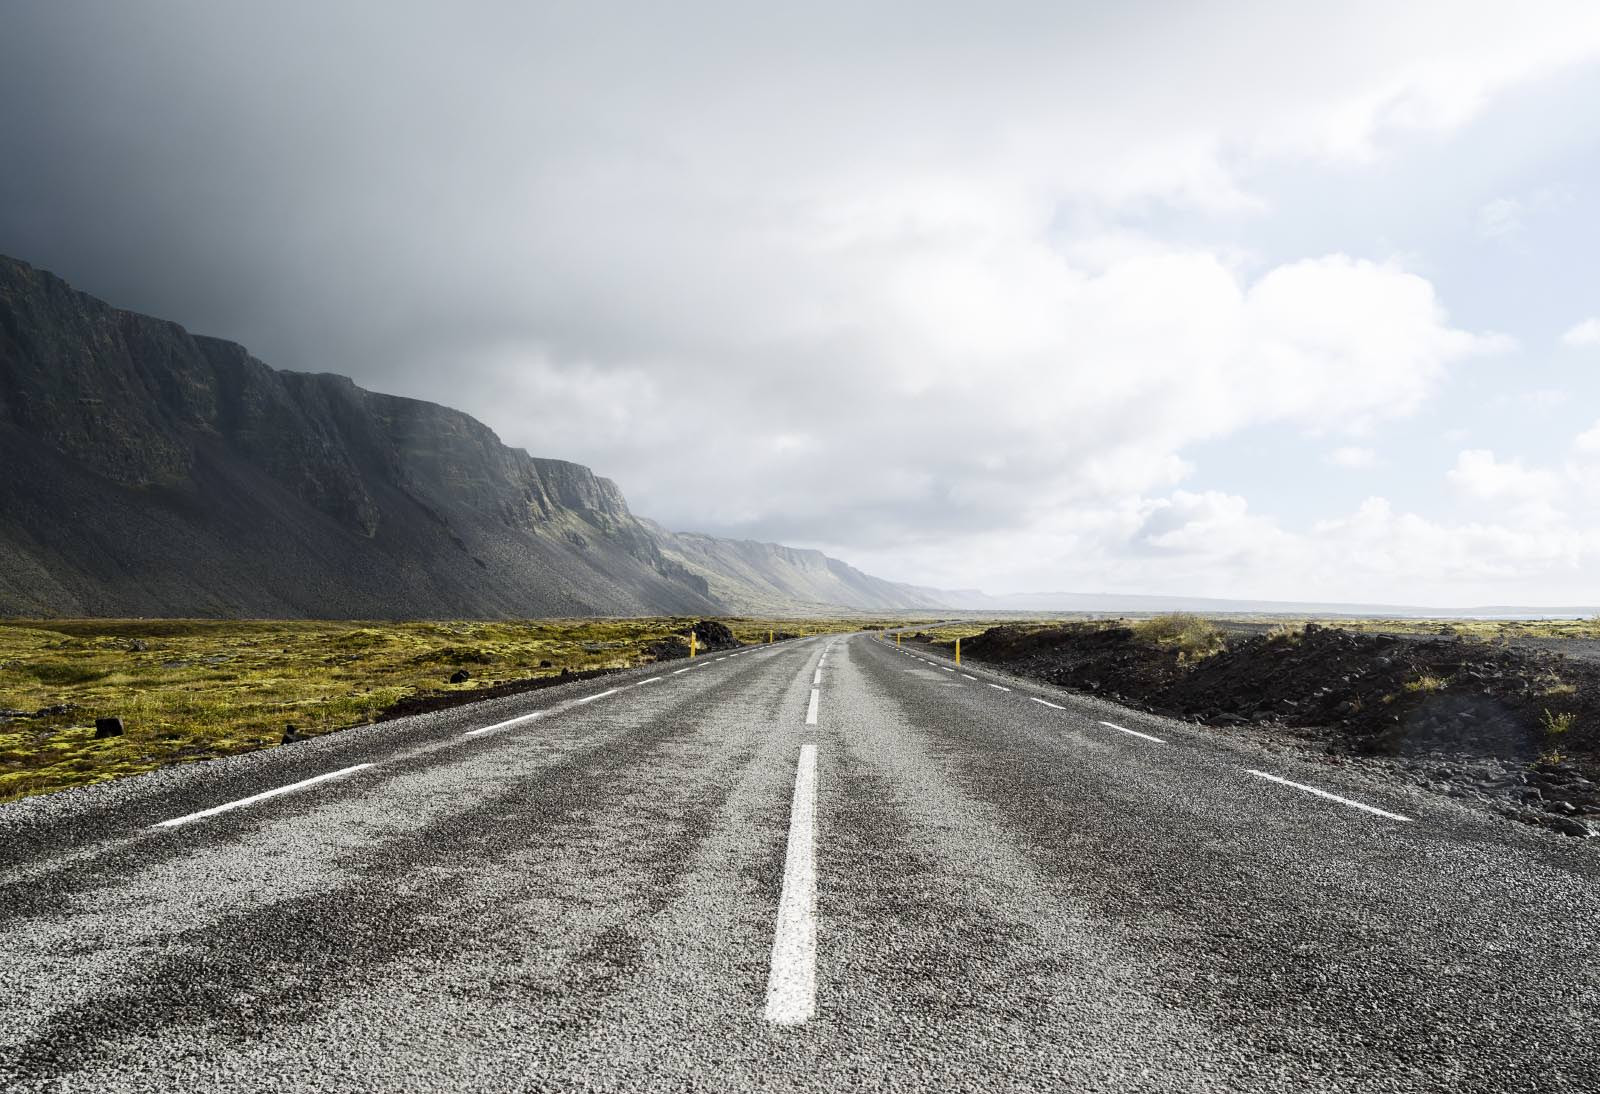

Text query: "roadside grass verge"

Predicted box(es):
[0, 616, 873, 803]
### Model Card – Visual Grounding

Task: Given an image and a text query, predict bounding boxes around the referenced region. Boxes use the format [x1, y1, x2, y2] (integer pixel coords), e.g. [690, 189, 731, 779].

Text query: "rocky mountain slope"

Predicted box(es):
[647, 525, 948, 614]
[0, 255, 942, 618]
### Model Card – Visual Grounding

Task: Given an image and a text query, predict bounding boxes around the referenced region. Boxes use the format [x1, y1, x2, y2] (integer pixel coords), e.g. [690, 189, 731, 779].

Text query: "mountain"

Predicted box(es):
[0, 255, 943, 618]
[646, 524, 949, 614]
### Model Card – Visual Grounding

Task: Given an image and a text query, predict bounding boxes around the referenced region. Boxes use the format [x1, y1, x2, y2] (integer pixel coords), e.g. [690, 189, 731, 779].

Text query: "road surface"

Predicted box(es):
[2, 633, 1596, 1092]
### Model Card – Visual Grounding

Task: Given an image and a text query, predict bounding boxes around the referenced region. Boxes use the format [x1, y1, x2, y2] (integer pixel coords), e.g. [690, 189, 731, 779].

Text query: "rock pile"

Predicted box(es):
[956, 622, 1599, 837]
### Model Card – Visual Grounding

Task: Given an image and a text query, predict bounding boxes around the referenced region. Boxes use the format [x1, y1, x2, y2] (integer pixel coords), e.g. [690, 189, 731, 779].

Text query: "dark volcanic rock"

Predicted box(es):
[92, 717, 124, 739]
[959, 622, 1600, 837]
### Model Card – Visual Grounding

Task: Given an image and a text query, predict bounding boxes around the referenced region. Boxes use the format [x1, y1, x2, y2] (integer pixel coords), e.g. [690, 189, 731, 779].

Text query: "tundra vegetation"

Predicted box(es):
[0, 617, 904, 803]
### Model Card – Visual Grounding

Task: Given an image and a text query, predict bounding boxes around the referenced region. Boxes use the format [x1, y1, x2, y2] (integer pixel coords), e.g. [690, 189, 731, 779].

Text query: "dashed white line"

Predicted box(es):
[813, 668, 822, 685]
[1097, 720, 1164, 744]
[941, 666, 955, 673]
[464, 710, 543, 737]
[765, 742, 817, 1025]
[574, 688, 620, 704]
[672, 667, 691, 675]
[1246, 769, 1412, 822]
[961, 674, 976, 681]
[987, 683, 1011, 692]
[1029, 697, 1065, 710]
[638, 676, 662, 685]
[153, 764, 374, 828]
[805, 688, 820, 725]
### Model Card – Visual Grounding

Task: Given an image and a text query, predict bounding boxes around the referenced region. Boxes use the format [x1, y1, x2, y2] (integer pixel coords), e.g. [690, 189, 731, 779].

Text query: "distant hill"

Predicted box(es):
[647, 524, 949, 614]
[0, 255, 946, 618]
[941, 590, 1597, 620]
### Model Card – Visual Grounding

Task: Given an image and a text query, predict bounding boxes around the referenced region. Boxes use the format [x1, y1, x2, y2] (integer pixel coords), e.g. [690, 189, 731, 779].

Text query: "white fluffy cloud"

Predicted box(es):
[1562, 318, 1600, 346]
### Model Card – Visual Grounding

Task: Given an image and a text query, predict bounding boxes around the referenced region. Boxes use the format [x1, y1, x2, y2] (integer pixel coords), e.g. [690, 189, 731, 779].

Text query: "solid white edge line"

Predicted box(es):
[987, 683, 1011, 692]
[574, 687, 620, 704]
[1097, 720, 1164, 744]
[154, 764, 375, 828]
[1246, 769, 1412, 822]
[464, 710, 543, 737]
[805, 688, 820, 725]
[1029, 696, 1065, 710]
[765, 742, 818, 1025]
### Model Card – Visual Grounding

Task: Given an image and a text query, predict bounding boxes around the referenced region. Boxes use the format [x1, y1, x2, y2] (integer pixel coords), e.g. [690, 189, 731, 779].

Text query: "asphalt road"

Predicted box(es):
[2, 633, 1597, 1092]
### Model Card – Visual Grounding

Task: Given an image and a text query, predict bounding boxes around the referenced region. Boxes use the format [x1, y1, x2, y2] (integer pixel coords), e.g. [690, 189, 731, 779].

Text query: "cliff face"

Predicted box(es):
[0, 255, 715, 618]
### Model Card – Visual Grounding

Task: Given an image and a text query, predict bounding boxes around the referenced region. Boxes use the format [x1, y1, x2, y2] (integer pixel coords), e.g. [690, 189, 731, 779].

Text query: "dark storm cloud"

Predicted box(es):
[2, 2, 1585, 600]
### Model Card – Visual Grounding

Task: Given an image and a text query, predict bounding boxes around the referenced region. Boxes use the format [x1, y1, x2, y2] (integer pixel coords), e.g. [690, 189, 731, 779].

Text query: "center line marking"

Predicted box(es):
[805, 688, 820, 725]
[154, 764, 374, 828]
[987, 683, 1011, 692]
[765, 742, 817, 1025]
[1246, 770, 1412, 821]
[1097, 720, 1164, 743]
[1029, 697, 1065, 710]
[574, 688, 619, 704]
[812, 668, 822, 685]
[638, 676, 662, 685]
[961, 674, 976, 680]
[672, 667, 691, 674]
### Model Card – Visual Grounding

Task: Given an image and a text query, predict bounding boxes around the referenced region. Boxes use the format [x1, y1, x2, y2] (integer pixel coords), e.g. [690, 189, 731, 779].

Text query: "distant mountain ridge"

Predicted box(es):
[646, 524, 949, 614]
[0, 255, 945, 618]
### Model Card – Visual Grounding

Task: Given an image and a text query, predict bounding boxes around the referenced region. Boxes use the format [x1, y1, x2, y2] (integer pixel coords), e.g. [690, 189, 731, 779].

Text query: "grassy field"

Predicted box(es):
[0, 616, 910, 803]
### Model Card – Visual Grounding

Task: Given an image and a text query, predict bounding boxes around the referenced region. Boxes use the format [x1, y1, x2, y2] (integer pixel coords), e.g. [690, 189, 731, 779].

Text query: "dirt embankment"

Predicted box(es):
[953, 623, 1600, 838]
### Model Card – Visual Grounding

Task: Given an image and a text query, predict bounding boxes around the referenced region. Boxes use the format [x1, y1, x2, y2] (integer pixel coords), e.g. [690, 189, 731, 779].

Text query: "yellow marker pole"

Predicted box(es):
[896, 632, 901, 647]
[690, 631, 697, 658]
[955, 637, 961, 665]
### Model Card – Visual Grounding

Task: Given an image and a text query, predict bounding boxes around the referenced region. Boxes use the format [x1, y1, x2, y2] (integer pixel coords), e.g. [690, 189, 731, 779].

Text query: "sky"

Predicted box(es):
[4, 1, 1600, 606]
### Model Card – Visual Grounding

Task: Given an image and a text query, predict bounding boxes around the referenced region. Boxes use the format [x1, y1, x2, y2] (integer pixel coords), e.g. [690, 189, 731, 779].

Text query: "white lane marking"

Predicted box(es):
[765, 742, 817, 1025]
[813, 668, 822, 685]
[715, 656, 727, 662]
[1097, 720, 1165, 744]
[1246, 769, 1412, 822]
[805, 688, 820, 725]
[1029, 697, 1065, 710]
[987, 683, 1011, 692]
[574, 688, 620, 705]
[961, 674, 976, 681]
[464, 710, 543, 737]
[638, 676, 662, 685]
[154, 764, 374, 828]
[673, 667, 691, 675]
[941, 666, 955, 673]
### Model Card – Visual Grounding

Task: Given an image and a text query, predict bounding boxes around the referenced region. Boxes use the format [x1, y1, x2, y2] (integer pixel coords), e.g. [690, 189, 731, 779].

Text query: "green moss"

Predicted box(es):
[0, 615, 882, 803]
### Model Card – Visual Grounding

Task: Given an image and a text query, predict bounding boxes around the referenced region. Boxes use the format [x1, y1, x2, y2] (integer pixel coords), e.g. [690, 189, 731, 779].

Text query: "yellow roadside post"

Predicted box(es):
[955, 637, 961, 665]
[896, 632, 901, 647]
[690, 631, 697, 658]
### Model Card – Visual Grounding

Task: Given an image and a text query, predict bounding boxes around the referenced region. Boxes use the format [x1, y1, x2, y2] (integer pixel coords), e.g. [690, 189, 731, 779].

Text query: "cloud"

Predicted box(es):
[1562, 318, 1600, 346]
[1, 2, 1596, 603]
[1477, 197, 1523, 239]
[1447, 449, 1561, 506]
[1328, 446, 1379, 468]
